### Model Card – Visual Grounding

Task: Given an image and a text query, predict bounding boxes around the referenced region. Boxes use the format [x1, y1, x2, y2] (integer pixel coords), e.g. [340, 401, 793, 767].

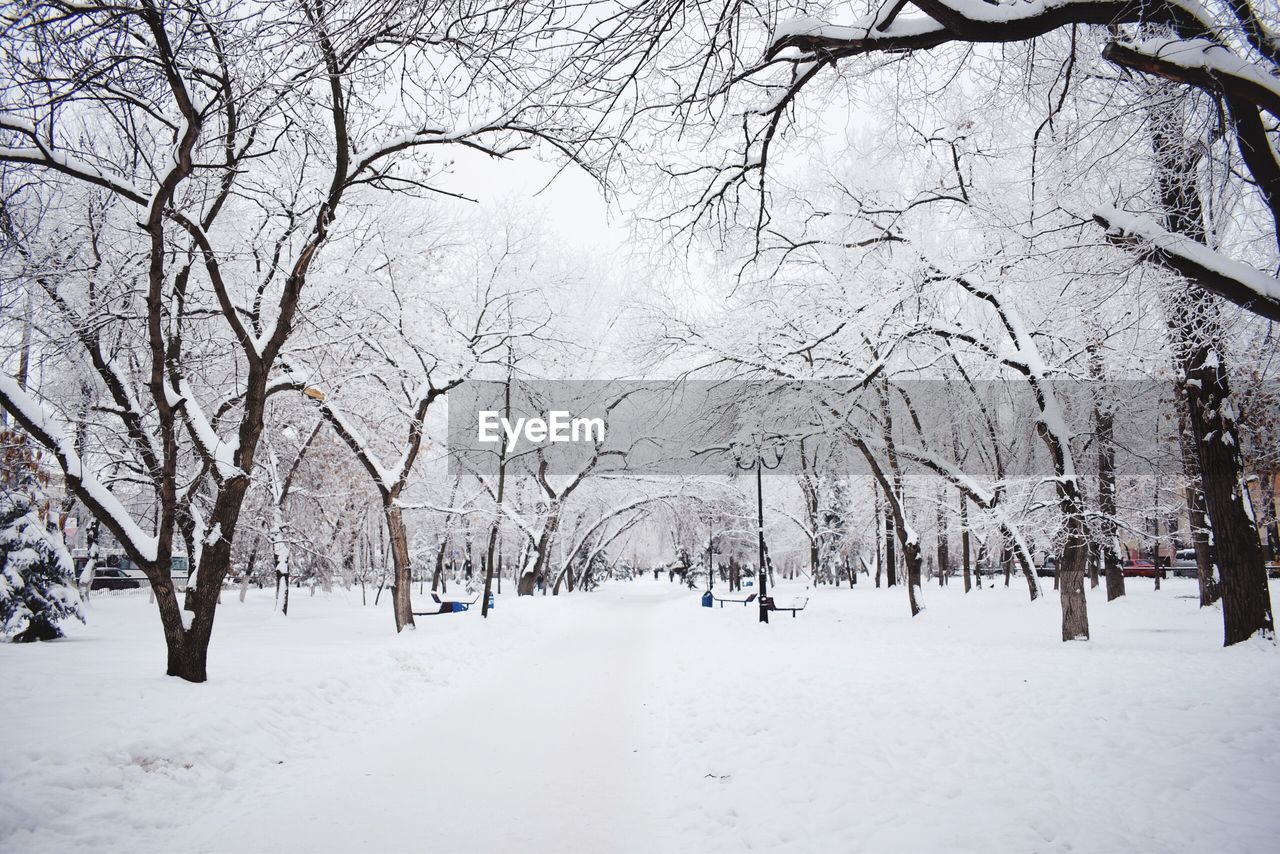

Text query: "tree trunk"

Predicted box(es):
[1178, 393, 1219, 606]
[517, 570, 536, 596]
[853, 434, 920, 616]
[482, 504, 504, 618]
[960, 494, 971, 593]
[1059, 508, 1091, 641]
[156, 576, 211, 682]
[1040, 428, 1090, 641]
[432, 541, 446, 593]
[1262, 471, 1278, 562]
[873, 482, 883, 588]
[524, 512, 560, 597]
[385, 502, 414, 632]
[936, 486, 949, 588]
[1098, 411, 1126, 602]
[883, 503, 897, 586]
[1151, 103, 1272, 643]
[904, 537, 924, 616]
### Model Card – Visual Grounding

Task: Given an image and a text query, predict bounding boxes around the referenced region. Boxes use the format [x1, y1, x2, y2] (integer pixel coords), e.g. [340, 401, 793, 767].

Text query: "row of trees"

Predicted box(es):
[639, 0, 1279, 644]
[0, 0, 682, 679]
[2, 1, 1278, 679]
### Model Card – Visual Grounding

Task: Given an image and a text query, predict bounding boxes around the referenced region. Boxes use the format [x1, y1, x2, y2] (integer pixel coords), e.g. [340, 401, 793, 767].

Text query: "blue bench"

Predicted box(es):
[413, 592, 479, 616]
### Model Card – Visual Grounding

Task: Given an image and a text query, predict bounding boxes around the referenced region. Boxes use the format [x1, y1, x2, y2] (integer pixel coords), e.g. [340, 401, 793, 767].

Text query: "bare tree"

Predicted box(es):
[0, 0, 641, 679]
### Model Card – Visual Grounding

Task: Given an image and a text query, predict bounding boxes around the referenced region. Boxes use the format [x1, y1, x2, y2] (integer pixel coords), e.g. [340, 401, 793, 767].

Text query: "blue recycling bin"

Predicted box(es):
[701, 591, 713, 608]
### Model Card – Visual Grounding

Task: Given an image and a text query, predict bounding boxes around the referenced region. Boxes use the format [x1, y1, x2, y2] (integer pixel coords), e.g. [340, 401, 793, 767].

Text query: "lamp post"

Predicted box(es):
[735, 434, 785, 624]
[707, 519, 714, 592]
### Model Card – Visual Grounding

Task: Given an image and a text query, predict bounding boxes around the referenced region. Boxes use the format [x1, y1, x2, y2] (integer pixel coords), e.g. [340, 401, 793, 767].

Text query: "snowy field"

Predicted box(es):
[2, 577, 1278, 853]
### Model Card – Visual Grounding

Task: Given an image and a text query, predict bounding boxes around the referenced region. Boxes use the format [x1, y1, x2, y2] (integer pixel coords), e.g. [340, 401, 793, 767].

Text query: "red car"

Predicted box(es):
[1122, 559, 1163, 578]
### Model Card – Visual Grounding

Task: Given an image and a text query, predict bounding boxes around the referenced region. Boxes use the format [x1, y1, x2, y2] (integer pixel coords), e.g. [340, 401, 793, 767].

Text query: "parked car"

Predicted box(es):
[1171, 548, 1198, 578]
[90, 567, 143, 590]
[1037, 556, 1058, 578]
[75, 551, 188, 587]
[1122, 558, 1162, 578]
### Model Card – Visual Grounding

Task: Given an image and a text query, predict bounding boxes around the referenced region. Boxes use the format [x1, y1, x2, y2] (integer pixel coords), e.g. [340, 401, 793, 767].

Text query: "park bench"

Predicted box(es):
[412, 592, 479, 616]
[711, 592, 757, 608]
[762, 595, 808, 618]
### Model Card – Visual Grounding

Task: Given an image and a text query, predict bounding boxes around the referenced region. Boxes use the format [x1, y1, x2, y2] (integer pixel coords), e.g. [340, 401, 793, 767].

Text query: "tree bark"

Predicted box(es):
[1151, 100, 1272, 642]
[524, 510, 560, 596]
[1263, 472, 1278, 561]
[1096, 373, 1126, 602]
[936, 486, 949, 587]
[852, 434, 922, 616]
[385, 502, 414, 632]
[1035, 422, 1090, 641]
[1178, 390, 1219, 606]
[1059, 509, 1091, 641]
[883, 503, 897, 587]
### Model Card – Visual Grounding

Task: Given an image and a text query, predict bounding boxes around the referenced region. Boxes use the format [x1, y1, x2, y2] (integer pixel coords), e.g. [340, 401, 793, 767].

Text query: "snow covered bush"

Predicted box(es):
[0, 480, 84, 643]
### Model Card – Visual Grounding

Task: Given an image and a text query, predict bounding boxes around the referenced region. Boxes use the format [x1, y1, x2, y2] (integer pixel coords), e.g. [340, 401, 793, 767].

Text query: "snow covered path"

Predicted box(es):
[197, 584, 683, 852]
[3, 577, 1280, 853]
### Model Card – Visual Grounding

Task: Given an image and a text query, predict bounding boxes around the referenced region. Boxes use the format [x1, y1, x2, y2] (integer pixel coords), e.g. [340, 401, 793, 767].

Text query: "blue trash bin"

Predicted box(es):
[701, 591, 713, 608]
[487, 593, 495, 610]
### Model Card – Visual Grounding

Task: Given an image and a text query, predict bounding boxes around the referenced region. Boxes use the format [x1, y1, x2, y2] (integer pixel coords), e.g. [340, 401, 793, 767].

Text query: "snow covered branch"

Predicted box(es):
[765, 0, 1280, 319]
[0, 376, 159, 566]
[1094, 206, 1280, 322]
[1103, 38, 1280, 119]
[767, 1, 1184, 61]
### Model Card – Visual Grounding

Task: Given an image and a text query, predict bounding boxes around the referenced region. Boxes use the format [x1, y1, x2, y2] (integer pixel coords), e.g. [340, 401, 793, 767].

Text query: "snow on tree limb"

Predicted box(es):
[895, 443, 1039, 583]
[0, 376, 159, 565]
[1104, 37, 1280, 118]
[314, 397, 399, 493]
[171, 379, 244, 482]
[551, 494, 685, 586]
[767, 1, 1204, 60]
[1094, 206, 1280, 322]
[0, 118, 148, 204]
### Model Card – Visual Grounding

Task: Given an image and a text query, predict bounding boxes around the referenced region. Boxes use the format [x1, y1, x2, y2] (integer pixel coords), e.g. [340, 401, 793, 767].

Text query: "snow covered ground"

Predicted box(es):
[2, 577, 1278, 853]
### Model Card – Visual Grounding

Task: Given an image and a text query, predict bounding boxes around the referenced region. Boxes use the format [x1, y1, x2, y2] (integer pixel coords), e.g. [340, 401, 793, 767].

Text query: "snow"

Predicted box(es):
[0, 492, 83, 636]
[173, 380, 243, 481]
[1119, 37, 1280, 106]
[319, 401, 398, 491]
[769, 1, 1219, 54]
[2, 577, 1278, 852]
[0, 114, 147, 203]
[771, 9, 945, 49]
[1096, 206, 1280, 303]
[917, 0, 1210, 27]
[0, 376, 158, 563]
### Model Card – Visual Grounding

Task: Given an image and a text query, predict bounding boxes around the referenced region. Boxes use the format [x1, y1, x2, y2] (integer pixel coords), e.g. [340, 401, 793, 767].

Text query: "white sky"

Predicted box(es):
[439, 148, 628, 252]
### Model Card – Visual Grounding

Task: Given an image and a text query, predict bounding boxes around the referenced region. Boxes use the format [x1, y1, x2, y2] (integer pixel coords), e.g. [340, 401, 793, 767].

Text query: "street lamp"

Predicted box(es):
[735, 433, 785, 624]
